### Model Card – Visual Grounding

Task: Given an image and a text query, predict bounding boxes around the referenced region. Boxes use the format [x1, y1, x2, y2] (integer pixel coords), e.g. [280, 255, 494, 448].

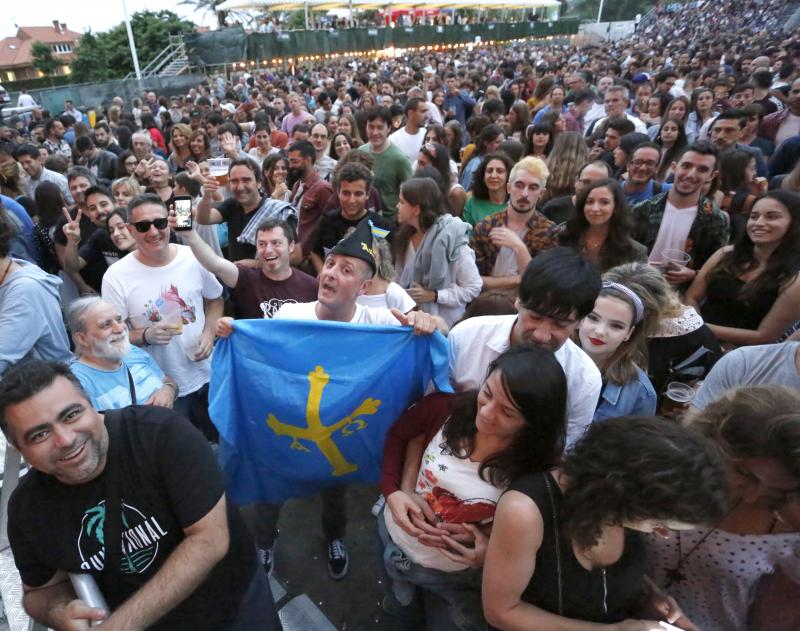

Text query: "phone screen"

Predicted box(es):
[174, 197, 192, 231]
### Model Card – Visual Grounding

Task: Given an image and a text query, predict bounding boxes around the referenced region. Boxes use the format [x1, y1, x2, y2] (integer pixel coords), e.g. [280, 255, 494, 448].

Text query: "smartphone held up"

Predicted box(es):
[174, 196, 193, 231]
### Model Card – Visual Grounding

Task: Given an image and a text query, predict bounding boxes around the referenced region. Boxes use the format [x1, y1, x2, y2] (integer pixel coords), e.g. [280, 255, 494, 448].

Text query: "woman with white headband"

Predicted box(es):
[577, 269, 660, 421]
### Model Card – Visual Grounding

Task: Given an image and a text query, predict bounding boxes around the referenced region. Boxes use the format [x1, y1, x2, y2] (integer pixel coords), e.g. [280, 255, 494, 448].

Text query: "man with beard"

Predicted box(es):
[632, 142, 729, 285]
[196, 158, 266, 262]
[287, 140, 334, 263]
[68, 297, 178, 410]
[620, 142, 672, 205]
[43, 118, 72, 163]
[448, 246, 602, 448]
[469, 157, 558, 294]
[0, 360, 281, 630]
[92, 122, 122, 156]
[51, 168, 105, 295]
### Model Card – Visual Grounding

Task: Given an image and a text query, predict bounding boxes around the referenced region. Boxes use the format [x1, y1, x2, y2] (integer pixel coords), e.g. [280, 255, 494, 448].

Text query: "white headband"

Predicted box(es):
[602, 281, 644, 324]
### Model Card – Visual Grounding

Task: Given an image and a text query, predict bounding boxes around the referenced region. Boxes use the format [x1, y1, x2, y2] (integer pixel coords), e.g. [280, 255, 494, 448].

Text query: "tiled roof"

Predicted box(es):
[0, 26, 80, 69]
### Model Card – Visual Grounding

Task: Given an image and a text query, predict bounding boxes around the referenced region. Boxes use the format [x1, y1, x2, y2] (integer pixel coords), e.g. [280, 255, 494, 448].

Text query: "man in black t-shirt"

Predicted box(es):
[195, 157, 265, 262]
[0, 360, 281, 631]
[310, 162, 393, 274]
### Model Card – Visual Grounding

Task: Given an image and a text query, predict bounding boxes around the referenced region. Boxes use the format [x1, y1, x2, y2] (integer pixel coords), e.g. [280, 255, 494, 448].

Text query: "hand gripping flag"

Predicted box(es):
[209, 318, 452, 504]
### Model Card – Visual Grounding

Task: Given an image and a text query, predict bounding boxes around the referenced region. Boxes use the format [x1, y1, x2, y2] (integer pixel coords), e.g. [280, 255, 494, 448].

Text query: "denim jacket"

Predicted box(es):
[594, 367, 657, 422]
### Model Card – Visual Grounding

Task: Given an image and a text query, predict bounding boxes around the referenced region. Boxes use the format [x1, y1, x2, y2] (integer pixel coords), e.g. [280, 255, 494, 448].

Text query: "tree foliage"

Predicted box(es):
[31, 41, 61, 85]
[71, 10, 195, 83]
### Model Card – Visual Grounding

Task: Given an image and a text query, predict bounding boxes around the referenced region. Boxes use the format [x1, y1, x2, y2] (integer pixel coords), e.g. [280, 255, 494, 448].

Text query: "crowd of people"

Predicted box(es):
[0, 0, 798, 629]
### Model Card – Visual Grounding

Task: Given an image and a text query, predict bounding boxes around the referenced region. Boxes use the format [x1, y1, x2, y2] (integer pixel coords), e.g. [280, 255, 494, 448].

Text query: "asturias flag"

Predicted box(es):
[209, 319, 452, 504]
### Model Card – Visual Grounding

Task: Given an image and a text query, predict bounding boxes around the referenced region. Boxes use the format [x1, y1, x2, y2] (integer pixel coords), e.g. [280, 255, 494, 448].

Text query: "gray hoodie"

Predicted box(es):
[0, 259, 72, 375]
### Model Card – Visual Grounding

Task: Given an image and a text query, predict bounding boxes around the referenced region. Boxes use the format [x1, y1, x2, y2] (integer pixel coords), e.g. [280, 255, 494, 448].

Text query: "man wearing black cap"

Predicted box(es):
[217, 218, 444, 581]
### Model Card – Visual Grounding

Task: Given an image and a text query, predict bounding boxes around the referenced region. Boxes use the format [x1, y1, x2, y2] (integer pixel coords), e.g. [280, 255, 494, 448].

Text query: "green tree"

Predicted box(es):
[178, 0, 231, 29]
[71, 10, 194, 82]
[31, 41, 61, 86]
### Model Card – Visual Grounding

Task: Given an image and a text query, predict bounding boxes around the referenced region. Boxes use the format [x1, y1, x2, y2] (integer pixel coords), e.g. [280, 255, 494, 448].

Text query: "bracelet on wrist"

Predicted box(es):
[142, 327, 150, 345]
[164, 382, 179, 400]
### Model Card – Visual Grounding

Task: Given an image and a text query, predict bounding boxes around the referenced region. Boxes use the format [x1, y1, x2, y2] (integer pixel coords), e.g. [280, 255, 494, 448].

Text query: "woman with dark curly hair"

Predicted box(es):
[558, 179, 648, 272]
[462, 152, 514, 227]
[648, 385, 800, 631]
[685, 190, 800, 346]
[483, 416, 729, 630]
[380, 344, 567, 630]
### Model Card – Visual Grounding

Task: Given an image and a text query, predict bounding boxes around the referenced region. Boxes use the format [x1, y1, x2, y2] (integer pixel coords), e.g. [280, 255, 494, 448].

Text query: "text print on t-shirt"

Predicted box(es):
[78, 500, 169, 573]
[260, 297, 300, 318]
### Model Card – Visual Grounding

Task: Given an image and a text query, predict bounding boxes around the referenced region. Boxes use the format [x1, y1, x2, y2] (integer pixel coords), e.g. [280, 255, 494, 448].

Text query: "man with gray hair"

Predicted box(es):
[586, 85, 647, 138]
[68, 297, 179, 411]
[131, 131, 155, 162]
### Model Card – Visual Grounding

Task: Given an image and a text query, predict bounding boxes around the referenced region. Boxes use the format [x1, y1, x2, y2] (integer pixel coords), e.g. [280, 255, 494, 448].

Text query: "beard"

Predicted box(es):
[89, 331, 131, 362]
[287, 166, 306, 188]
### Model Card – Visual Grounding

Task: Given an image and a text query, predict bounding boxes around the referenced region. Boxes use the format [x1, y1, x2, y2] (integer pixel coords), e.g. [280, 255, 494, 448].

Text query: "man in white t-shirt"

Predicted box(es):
[217, 219, 444, 582]
[632, 142, 729, 285]
[449, 247, 602, 448]
[389, 97, 428, 164]
[102, 194, 223, 440]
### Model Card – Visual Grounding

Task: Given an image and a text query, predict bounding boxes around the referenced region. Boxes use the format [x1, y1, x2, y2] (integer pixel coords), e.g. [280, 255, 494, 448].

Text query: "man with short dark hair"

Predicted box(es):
[43, 118, 72, 163]
[621, 142, 673, 204]
[180, 214, 317, 319]
[75, 136, 117, 185]
[710, 110, 767, 177]
[14, 144, 73, 203]
[390, 97, 428, 163]
[443, 73, 476, 126]
[760, 77, 800, 146]
[562, 90, 595, 134]
[92, 122, 122, 157]
[0, 360, 281, 630]
[102, 195, 224, 441]
[448, 247, 602, 447]
[288, 140, 335, 262]
[358, 107, 413, 222]
[311, 163, 392, 273]
[196, 157, 267, 261]
[632, 142, 729, 284]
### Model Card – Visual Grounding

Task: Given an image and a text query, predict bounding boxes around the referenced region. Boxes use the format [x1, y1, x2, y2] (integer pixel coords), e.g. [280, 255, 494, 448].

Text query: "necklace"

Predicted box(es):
[0, 258, 12, 285]
[664, 528, 717, 587]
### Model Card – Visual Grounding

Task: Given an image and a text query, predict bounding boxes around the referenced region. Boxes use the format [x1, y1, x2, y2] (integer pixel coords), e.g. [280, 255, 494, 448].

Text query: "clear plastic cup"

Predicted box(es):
[661, 382, 696, 420]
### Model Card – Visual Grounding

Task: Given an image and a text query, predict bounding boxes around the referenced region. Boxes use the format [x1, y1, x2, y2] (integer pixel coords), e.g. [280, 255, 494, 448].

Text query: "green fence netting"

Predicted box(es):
[186, 20, 579, 65]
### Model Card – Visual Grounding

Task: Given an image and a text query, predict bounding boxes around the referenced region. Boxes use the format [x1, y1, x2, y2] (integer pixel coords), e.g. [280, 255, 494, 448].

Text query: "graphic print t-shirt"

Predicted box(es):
[232, 265, 318, 319]
[101, 245, 223, 395]
[7, 407, 255, 630]
[383, 425, 503, 572]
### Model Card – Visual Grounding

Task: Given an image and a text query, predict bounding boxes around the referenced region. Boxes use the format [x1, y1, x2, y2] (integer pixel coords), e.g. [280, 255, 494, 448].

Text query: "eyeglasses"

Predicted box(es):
[131, 218, 169, 233]
[630, 159, 658, 169]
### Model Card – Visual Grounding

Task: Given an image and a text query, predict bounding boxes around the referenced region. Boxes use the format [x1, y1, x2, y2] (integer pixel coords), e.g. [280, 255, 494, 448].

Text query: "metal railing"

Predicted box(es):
[124, 35, 190, 81]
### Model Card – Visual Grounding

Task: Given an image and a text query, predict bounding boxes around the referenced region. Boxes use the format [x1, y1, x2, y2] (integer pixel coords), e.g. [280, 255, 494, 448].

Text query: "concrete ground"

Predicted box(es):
[271, 483, 405, 631]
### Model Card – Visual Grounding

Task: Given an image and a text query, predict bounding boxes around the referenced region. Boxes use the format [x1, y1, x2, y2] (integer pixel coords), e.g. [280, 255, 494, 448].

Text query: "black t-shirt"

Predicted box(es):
[80, 229, 125, 268]
[231, 265, 318, 318]
[313, 209, 394, 257]
[54, 210, 107, 292]
[8, 406, 256, 630]
[217, 196, 262, 262]
[540, 196, 575, 226]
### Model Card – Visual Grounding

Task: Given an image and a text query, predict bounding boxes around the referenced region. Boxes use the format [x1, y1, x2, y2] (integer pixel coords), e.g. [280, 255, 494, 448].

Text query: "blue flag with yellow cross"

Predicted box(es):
[209, 318, 452, 504]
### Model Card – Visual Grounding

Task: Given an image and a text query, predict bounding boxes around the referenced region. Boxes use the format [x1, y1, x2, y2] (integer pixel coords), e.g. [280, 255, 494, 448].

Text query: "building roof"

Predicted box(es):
[0, 23, 81, 69]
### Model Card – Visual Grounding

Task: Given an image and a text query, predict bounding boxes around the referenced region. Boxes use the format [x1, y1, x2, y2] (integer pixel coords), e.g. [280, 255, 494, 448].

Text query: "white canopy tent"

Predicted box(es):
[217, 0, 559, 28]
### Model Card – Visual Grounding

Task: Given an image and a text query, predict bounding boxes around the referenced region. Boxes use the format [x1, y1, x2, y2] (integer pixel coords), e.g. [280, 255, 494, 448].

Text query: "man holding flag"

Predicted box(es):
[215, 219, 447, 580]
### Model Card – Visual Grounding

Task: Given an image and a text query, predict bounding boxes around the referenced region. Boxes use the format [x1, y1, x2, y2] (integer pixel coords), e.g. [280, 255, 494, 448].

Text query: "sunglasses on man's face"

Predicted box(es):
[131, 218, 169, 233]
